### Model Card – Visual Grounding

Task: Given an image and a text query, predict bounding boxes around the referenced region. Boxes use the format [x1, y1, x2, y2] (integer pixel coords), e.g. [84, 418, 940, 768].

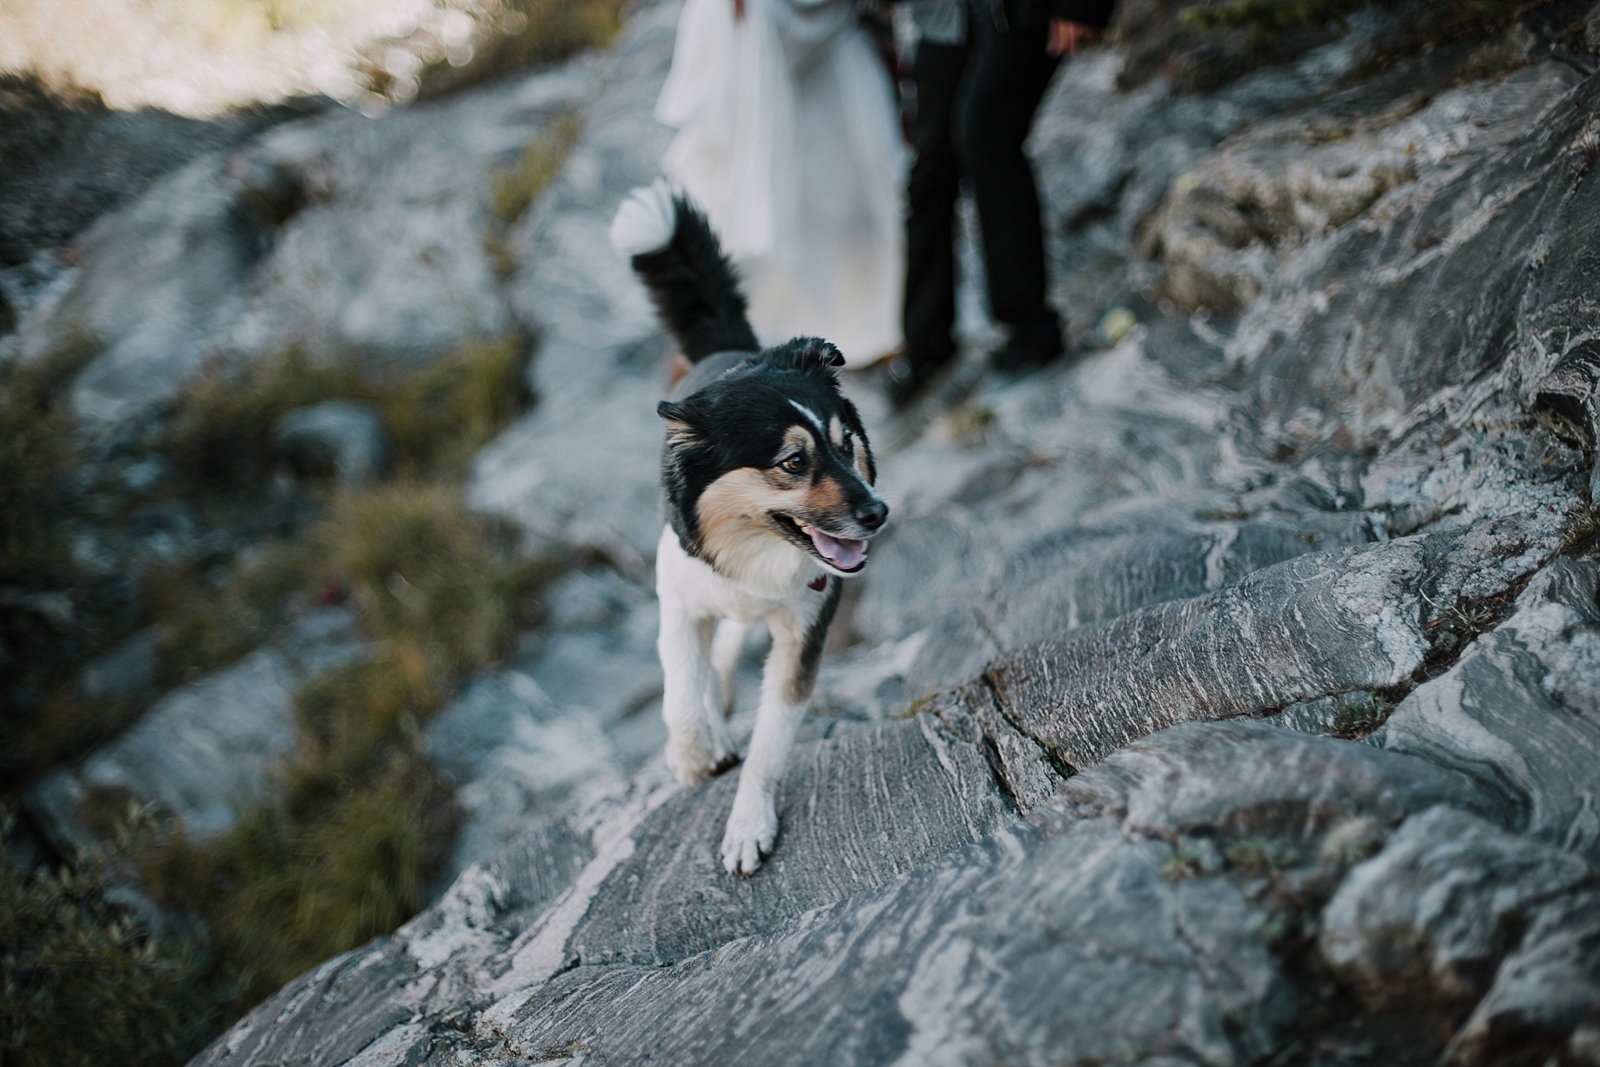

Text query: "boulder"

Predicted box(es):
[25, 609, 363, 850]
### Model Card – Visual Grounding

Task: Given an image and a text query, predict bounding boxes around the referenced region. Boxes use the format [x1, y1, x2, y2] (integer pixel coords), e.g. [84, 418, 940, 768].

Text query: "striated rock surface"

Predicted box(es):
[8, 0, 1600, 1064]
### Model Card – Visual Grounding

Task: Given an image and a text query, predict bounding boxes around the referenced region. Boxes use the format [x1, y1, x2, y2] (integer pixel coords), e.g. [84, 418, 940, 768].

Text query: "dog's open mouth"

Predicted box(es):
[777, 516, 868, 572]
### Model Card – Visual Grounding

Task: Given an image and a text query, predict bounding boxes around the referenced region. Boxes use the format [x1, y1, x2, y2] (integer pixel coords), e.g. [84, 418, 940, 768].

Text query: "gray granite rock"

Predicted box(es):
[76, 626, 159, 702]
[274, 400, 392, 487]
[1053, 719, 1501, 844]
[1321, 805, 1600, 1064]
[26, 609, 363, 850]
[493, 819, 1293, 1067]
[569, 716, 1014, 967]
[12, 59, 585, 424]
[1378, 556, 1600, 859]
[59, 4, 1592, 1063]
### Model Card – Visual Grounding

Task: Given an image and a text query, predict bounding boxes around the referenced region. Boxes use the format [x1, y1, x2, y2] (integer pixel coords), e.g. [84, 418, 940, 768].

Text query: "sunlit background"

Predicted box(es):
[0, 0, 601, 114]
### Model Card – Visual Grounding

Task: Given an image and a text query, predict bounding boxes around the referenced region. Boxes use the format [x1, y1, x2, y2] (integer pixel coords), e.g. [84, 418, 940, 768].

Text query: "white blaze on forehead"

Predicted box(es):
[787, 399, 825, 435]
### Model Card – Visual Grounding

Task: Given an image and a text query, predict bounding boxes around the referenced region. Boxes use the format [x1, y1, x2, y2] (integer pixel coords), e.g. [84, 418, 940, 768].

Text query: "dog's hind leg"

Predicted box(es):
[658, 602, 735, 787]
[710, 619, 751, 716]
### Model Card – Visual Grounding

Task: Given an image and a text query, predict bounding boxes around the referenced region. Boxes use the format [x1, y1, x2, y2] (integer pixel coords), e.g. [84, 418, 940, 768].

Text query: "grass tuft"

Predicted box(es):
[383, 334, 534, 475]
[147, 537, 324, 683]
[1223, 836, 1298, 875]
[142, 757, 454, 1008]
[162, 349, 367, 492]
[323, 482, 548, 674]
[490, 114, 581, 226]
[160, 333, 530, 495]
[1559, 498, 1600, 557]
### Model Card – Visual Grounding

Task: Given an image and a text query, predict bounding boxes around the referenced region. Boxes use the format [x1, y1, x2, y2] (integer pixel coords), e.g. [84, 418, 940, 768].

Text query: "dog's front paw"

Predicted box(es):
[720, 790, 778, 876]
[664, 731, 734, 788]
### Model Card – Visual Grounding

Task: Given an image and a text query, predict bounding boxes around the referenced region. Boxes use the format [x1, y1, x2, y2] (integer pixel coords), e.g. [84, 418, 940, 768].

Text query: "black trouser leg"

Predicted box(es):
[902, 40, 968, 375]
[953, 16, 1061, 357]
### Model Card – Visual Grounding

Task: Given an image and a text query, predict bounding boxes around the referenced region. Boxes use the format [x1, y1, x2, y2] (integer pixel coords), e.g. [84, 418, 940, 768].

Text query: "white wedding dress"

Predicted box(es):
[655, 0, 905, 366]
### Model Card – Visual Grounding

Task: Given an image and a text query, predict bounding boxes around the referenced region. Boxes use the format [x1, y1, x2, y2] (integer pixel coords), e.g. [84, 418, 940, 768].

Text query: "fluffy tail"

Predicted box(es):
[610, 180, 759, 362]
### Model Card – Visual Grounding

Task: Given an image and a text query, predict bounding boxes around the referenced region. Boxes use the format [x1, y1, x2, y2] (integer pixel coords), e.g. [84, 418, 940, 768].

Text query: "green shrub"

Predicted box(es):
[322, 482, 544, 674]
[161, 335, 530, 494]
[162, 349, 368, 492]
[380, 334, 533, 474]
[143, 758, 454, 1007]
[0, 809, 230, 1067]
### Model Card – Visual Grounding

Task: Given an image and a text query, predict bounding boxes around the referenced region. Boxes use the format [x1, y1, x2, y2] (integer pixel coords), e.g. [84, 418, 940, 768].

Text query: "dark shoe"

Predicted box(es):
[885, 349, 954, 409]
[989, 317, 1064, 373]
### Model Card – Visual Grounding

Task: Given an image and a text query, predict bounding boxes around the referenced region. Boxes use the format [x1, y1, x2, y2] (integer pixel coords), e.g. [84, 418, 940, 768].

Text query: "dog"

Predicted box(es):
[610, 181, 888, 875]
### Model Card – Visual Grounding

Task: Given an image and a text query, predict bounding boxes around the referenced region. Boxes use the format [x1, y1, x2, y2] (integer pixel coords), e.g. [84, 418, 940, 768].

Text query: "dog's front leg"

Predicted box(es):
[710, 619, 751, 716]
[658, 602, 734, 786]
[720, 608, 814, 876]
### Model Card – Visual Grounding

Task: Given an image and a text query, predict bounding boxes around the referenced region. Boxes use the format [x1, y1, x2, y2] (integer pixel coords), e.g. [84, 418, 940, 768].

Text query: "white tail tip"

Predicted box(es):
[610, 178, 678, 257]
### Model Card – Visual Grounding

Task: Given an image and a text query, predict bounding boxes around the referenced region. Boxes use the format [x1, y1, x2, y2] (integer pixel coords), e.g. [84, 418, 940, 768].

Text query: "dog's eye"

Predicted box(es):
[780, 452, 807, 474]
[840, 434, 853, 456]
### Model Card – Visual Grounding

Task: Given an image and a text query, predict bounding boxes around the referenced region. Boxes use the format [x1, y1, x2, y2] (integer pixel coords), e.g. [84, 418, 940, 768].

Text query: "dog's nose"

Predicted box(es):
[855, 498, 888, 531]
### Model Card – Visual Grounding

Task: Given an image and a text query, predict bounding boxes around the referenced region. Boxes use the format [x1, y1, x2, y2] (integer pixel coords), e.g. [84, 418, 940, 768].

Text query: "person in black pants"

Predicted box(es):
[888, 0, 1116, 407]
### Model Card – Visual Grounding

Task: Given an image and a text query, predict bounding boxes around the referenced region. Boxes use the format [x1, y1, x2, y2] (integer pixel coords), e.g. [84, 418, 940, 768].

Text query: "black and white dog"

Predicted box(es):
[611, 181, 888, 875]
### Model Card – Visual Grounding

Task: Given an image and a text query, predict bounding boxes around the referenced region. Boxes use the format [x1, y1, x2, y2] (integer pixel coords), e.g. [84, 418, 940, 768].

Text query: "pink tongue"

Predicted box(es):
[809, 527, 865, 570]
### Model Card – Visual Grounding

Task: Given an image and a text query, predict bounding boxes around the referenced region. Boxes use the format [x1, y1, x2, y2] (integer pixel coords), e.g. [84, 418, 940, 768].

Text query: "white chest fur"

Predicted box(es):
[655, 524, 819, 621]
[654, 523, 836, 875]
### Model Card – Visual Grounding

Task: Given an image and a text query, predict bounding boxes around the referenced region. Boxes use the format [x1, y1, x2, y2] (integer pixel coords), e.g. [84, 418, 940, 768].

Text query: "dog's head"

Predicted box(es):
[659, 338, 888, 582]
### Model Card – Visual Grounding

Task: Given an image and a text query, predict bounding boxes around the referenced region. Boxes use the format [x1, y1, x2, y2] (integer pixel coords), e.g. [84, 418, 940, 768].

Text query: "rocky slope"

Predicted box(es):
[9, 1, 1600, 1064]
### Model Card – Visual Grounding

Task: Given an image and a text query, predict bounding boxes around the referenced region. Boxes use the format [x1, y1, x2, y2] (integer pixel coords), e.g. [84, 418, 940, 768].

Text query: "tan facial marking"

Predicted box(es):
[696, 467, 802, 566]
[776, 426, 813, 464]
[801, 474, 847, 514]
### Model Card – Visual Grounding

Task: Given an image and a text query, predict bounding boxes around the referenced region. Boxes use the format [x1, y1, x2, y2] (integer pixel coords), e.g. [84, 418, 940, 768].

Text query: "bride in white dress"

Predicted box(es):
[655, 0, 905, 366]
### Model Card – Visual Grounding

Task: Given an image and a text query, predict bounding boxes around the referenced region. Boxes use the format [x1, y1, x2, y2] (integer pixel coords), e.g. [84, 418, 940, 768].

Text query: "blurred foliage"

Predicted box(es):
[1178, 0, 1371, 36]
[413, 0, 628, 100]
[325, 482, 552, 673]
[6, 328, 553, 1040]
[288, 642, 443, 805]
[162, 349, 368, 492]
[142, 757, 454, 1007]
[384, 334, 534, 473]
[162, 332, 530, 494]
[0, 807, 232, 1067]
[138, 484, 554, 1009]
[0, 327, 107, 790]
[0, 326, 99, 590]
[1180, 0, 1559, 41]
[489, 113, 581, 225]
[148, 536, 324, 682]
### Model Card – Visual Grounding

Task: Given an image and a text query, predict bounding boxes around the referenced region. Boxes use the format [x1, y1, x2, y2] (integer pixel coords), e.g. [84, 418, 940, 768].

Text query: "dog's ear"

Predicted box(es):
[763, 336, 845, 375]
[657, 399, 704, 445]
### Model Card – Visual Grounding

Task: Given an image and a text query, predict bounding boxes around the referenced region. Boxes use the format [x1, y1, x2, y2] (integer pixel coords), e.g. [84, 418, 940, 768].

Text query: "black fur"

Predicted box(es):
[656, 357, 877, 562]
[789, 577, 843, 703]
[630, 196, 760, 362]
[632, 198, 882, 571]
